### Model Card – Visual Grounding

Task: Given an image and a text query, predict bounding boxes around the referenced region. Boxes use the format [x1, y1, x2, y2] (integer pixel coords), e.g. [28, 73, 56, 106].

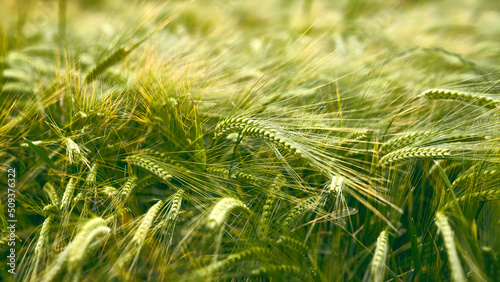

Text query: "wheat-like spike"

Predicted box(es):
[328, 175, 344, 195]
[250, 264, 306, 277]
[187, 247, 272, 280]
[276, 236, 310, 256]
[72, 192, 84, 204]
[68, 226, 110, 280]
[451, 169, 499, 188]
[84, 47, 128, 83]
[207, 198, 250, 230]
[42, 204, 59, 216]
[207, 166, 262, 186]
[43, 182, 60, 207]
[140, 149, 191, 173]
[282, 196, 322, 231]
[43, 217, 108, 282]
[338, 130, 370, 148]
[32, 216, 53, 277]
[241, 126, 303, 157]
[381, 131, 436, 154]
[214, 117, 259, 139]
[379, 147, 451, 166]
[60, 178, 76, 210]
[165, 189, 185, 223]
[214, 118, 303, 157]
[435, 212, 466, 282]
[127, 155, 172, 183]
[422, 89, 500, 109]
[64, 138, 88, 165]
[85, 163, 99, 186]
[444, 189, 500, 210]
[120, 175, 138, 200]
[136, 175, 158, 189]
[132, 200, 164, 246]
[427, 134, 488, 145]
[369, 230, 389, 282]
[258, 176, 283, 238]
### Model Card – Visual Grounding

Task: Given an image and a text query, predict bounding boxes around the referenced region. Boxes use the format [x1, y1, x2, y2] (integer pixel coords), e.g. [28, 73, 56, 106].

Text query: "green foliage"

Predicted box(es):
[1, 0, 500, 281]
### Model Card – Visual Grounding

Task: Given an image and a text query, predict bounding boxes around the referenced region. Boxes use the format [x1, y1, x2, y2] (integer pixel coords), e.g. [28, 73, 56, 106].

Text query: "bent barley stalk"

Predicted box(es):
[381, 131, 435, 154]
[241, 126, 303, 157]
[163, 189, 185, 225]
[207, 166, 262, 186]
[43, 182, 60, 207]
[451, 169, 499, 188]
[68, 226, 110, 280]
[84, 47, 128, 83]
[132, 200, 164, 247]
[276, 236, 310, 256]
[379, 147, 451, 166]
[214, 117, 259, 139]
[258, 178, 282, 238]
[120, 175, 138, 200]
[435, 212, 466, 282]
[338, 130, 370, 148]
[250, 264, 307, 278]
[369, 230, 389, 282]
[282, 196, 322, 231]
[127, 155, 172, 183]
[85, 163, 99, 187]
[422, 89, 500, 109]
[214, 118, 303, 157]
[207, 198, 250, 230]
[192, 247, 273, 279]
[43, 217, 108, 282]
[60, 178, 76, 210]
[32, 216, 53, 278]
[443, 189, 500, 210]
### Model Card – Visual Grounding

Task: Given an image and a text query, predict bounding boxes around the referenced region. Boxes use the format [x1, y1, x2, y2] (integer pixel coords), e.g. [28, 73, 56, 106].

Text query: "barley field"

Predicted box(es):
[0, 0, 499, 281]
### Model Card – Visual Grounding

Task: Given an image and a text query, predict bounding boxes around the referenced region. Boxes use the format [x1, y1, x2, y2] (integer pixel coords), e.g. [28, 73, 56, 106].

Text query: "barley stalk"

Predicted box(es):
[381, 131, 435, 154]
[276, 236, 310, 256]
[241, 126, 303, 157]
[43, 217, 108, 282]
[127, 155, 172, 183]
[379, 147, 450, 166]
[207, 166, 262, 186]
[369, 230, 389, 282]
[68, 226, 110, 280]
[120, 175, 138, 200]
[60, 178, 76, 210]
[258, 178, 282, 238]
[282, 196, 322, 231]
[163, 189, 184, 225]
[451, 169, 499, 188]
[250, 264, 306, 277]
[214, 117, 259, 139]
[338, 130, 370, 148]
[43, 182, 60, 207]
[422, 89, 500, 109]
[85, 163, 99, 186]
[435, 212, 465, 282]
[193, 247, 273, 279]
[444, 189, 500, 210]
[207, 198, 250, 230]
[214, 118, 303, 157]
[32, 216, 53, 278]
[84, 47, 128, 83]
[132, 200, 164, 246]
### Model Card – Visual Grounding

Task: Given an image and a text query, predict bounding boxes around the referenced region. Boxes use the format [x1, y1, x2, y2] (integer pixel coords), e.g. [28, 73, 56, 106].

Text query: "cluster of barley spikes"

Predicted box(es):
[1, 0, 500, 281]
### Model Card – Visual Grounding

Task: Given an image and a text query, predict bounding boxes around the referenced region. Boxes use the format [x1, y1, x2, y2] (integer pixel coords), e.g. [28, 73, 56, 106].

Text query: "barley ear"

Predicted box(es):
[435, 212, 466, 282]
[207, 198, 250, 230]
[369, 230, 389, 282]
